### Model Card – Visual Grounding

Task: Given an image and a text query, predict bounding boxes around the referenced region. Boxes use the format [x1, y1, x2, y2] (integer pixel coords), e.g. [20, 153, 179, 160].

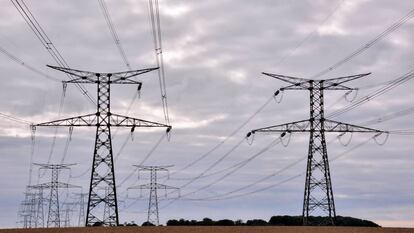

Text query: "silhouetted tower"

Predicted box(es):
[35, 187, 45, 228]
[19, 190, 37, 228]
[28, 185, 46, 228]
[29, 163, 79, 228]
[128, 165, 179, 226]
[34, 65, 171, 226]
[62, 202, 76, 227]
[73, 192, 87, 226]
[247, 72, 386, 225]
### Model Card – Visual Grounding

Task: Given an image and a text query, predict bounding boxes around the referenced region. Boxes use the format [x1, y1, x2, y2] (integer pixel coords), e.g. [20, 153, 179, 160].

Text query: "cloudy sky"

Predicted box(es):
[0, 0, 413, 228]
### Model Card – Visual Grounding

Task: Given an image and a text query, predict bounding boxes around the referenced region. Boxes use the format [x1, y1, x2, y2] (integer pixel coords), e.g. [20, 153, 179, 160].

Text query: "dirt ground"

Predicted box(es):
[0, 226, 413, 233]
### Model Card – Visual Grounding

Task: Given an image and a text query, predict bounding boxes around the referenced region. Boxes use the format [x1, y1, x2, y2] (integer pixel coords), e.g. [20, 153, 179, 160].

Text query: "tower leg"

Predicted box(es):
[86, 76, 119, 226]
[302, 84, 336, 225]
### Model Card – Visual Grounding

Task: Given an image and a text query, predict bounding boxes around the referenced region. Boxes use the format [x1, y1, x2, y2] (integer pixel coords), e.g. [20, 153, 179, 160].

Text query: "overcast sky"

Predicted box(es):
[0, 0, 413, 228]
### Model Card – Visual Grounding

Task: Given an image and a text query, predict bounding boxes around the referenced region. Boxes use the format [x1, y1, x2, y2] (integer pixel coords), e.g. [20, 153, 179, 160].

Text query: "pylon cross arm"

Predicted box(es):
[128, 183, 178, 190]
[128, 184, 151, 190]
[323, 119, 386, 133]
[134, 165, 173, 170]
[110, 113, 170, 129]
[262, 72, 371, 91]
[250, 119, 385, 134]
[47, 65, 158, 84]
[29, 183, 81, 189]
[35, 113, 97, 127]
[250, 119, 310, 134]
[35, 113, 170, 129]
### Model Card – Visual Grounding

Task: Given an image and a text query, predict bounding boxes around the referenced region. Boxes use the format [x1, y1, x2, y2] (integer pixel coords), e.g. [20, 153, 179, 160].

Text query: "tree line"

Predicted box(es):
[165, 216, 380, 227]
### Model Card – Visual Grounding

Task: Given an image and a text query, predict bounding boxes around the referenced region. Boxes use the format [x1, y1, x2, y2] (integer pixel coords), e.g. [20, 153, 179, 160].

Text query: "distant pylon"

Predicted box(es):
[35, 187, 45, 228]
[28, 186, 46, 228]
[73, 192, 87, 226]
[128, 165, 179, 226]
[247, 72, 387, 225]
[61, 202, 76, 227]
[19, 190, 37, 228]
[29, 163, 80, 228]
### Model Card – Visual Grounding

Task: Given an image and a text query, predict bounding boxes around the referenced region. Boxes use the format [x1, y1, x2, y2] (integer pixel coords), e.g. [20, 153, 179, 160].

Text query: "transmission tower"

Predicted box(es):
[19, 190, 37, 228]
[27, 185, 46, 228]
[61, 202, 76, 227]
[28, 163, 79, 228]
[36, 187, 46, 228]
[247, 72, 386, 225]
[34, 65, 171, 226]
[128, 165, 179, 226]
[73, 192, 88, 226]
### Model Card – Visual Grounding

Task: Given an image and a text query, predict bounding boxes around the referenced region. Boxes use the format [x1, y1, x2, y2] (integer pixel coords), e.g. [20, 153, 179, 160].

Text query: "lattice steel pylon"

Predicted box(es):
[73, 192, 87, 226]
[28, 163, 79, 228]
[34, 65, 171, 226]
[34, 186, 45, 228]
[19, 190, 37, 228]
[128, 165, 179, 226]
[247, 72, 387, 225]
[62, 202, 76, 227]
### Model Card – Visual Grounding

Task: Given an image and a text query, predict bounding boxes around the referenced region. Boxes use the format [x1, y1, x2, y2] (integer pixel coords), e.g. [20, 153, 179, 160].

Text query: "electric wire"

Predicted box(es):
[167, 95, 274, 178]
[44, 89, 66, 166]
[11, 0, 96, 105]
[98, 0, 131, 70]
[173, 137, 245, 191]
[328, 69, 414, 118]
[310, 8, 414, 79]
[0, 45, 60, 82]
[117, 133, 166, 188]
[359, 104, 414, 126]
[0, 112, 32, 125]
[165, 136, 372, 205]
[179, 134, 284, 198]
[155, 111, 393, 206]
[273, 0, 346, 68]
[160, 0, 345, 183]
[148, 0, 170, 125]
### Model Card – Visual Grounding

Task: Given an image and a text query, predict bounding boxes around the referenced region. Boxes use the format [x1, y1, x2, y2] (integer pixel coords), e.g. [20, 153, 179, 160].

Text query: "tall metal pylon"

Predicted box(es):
[19, 190, 37, 228]
[28, 163, 79, 228]
[34, 65, 171, 226]
[73, 192, 88, 226]
[62, 202, 76, 227]
[30, 186, 46, 228]
[247, 72, 386, 225]
[128, 165, 179, 226]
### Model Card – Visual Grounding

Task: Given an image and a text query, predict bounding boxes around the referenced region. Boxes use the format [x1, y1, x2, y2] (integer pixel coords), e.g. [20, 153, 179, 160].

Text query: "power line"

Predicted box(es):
[11, 0, 96, 105]
[273, 0, 346, 68]
[153, 6, 414, 209]
[177, 134, 284, 198]
[0, 112, 32, 125]
[310, 8, 414, 79]
[148, 0, 170, 125]
[0, 45, 60, 82]
[156, 136, 374, 214]
[328, 69, 414, 118]
[167, 95, 275, 178]
[117, 133, 167, 189]
[98, 0, 131, 70]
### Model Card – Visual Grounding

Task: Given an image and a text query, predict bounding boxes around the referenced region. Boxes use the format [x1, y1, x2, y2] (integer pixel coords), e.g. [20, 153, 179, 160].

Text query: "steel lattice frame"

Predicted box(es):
[73, 193, 87, 227]
[249, 72, 386, 225]
[128, 165, 178, 226]
[29, 163, 78, 228]
[34, 65, 171, 226]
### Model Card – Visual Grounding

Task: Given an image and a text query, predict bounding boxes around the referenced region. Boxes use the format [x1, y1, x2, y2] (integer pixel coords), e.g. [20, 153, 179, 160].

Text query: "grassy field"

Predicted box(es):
[0, 226, 413, 233]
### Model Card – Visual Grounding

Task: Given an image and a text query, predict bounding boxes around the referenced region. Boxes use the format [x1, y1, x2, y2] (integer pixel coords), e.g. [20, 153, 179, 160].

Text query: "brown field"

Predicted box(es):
[0, 226, 413, 233]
